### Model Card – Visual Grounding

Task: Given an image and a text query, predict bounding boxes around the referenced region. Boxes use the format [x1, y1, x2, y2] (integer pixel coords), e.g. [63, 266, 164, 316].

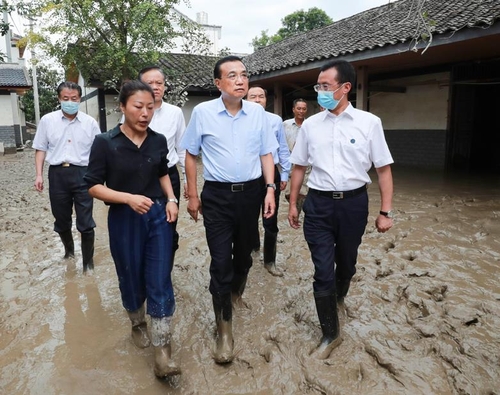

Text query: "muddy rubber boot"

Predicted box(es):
[127, 305, 150, 348]
[151, 316, 181, 378]
[81, 230, 95, 272]
[310, 290, 342, 359]
[231, 274, 248, 307]
[336, 278, 351, 304]
[59, 230, 74, 259]
[212, 293, 234, 364]
[263, 231, 282, 276]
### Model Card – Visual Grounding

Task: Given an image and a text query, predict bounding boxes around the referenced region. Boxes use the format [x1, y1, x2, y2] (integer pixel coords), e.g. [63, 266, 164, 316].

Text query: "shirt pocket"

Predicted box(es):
[244, 129, 262, 157]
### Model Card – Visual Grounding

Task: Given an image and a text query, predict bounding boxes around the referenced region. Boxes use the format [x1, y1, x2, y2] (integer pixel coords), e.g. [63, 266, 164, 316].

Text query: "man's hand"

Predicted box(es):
[375, 215, 393, 233]
[288, 204, 300, 229]
[166, 201, 179, 223]
[187, 195, 202, 222]
[34, 176, 44, 192]
[280, 181, 287, 191]
[262, 190, 276, 219]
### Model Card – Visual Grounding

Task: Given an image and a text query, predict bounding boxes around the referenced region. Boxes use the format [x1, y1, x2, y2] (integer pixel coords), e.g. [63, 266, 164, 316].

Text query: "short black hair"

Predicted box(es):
[248, 85, 267, 98]
[319, 60, 356, 86]
[57, 81, 82, 98]
[293, 98, 307, 108]
[118, 80, 154, 106]
[213, 55, 244, 79]
[137, 66, 166, 82]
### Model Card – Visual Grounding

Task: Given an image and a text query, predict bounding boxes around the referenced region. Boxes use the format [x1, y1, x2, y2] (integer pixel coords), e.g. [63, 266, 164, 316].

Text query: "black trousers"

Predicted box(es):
[303, 190, 368, 293]
[201, 179, 262, 296]
[168, 165, 181, 252]
[48, 165, 95, 234]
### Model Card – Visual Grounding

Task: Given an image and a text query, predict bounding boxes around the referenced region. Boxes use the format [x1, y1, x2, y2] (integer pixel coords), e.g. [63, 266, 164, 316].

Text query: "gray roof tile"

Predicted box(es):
[0, 63, 32, 88]
[244, 0, 500, 75]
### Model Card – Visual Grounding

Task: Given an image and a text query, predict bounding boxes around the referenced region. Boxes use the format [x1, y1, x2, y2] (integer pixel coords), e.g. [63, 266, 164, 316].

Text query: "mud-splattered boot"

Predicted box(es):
[59, 230, 74, 259]
[212, 293, 234, 364]
[151, 316, 181, 378]
[310, 290, 342, 359]
[127, 305, 150, 348]
[81, 229, 95, 272]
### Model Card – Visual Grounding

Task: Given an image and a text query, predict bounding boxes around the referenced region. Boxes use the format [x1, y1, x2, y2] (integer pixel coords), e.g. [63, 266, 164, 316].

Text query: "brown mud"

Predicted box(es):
[1, 150, 499, 395]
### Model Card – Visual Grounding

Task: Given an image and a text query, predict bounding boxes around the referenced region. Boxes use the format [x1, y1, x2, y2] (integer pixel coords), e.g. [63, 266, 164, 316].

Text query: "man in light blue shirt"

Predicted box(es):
[180, 56, 277, 365]
[246, 86, 291, 276]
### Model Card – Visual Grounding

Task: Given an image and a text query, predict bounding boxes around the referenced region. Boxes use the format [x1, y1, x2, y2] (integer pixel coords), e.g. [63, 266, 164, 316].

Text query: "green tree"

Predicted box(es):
[251, 7, 333, 51]
[20, 64, 62, 123]
[21, 0, 212, 90]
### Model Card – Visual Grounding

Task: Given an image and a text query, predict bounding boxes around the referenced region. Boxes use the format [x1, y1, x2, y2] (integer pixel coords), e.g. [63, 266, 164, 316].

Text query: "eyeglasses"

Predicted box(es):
[220, 72, 249, 81]
[313, 83, 342, 92]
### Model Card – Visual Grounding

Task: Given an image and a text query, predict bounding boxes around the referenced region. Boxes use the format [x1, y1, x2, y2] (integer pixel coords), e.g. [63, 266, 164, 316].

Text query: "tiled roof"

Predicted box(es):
[244, 0, 500, 75]
[159, 53, 218, 90]
[0, 63, 32, 88]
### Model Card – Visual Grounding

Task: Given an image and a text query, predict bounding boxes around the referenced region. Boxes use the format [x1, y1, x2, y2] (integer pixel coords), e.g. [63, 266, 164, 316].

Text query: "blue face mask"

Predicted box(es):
[317, 84, 344, 111]
[60, 101, 80, 115]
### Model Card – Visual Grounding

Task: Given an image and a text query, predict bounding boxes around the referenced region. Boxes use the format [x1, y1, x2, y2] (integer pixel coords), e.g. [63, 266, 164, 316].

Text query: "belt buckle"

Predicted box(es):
[332, 192, 343, 199]
[231, 183, 244, 192]
[62, 162, 70, 167]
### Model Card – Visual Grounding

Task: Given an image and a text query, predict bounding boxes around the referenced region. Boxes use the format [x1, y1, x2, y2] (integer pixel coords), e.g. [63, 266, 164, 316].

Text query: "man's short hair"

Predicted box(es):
[57, 81, 82, 98]
[248, 85, 267, 98]
[293, 98, 307, 108]
[137, 66, 166, 82]
[319, 60, 356, 86]
[214, 55, 244, 79]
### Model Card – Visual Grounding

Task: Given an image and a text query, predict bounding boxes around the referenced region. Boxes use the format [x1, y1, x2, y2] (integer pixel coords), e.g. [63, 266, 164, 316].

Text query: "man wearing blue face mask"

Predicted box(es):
[288, 60, 394, 359]
[33, 81, 101, 273]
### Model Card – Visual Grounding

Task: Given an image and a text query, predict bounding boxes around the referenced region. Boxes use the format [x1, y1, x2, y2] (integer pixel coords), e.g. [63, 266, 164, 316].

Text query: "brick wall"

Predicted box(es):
[0, 125, 16, 153]
[385, 129, 446, 169]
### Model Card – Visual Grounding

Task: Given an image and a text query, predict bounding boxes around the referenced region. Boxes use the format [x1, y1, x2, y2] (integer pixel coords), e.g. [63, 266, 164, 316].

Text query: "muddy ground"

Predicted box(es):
[1, 149, 499, 395]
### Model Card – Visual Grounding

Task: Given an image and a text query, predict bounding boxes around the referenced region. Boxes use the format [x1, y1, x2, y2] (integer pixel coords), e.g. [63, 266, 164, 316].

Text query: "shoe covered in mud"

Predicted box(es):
[127, 306, 150, 348]
[151, 316, 181, 377]
[212, 293, 234, 364]
[59, 230, 75, 259]
[154, 343, 181, 378]
[311, 290, 342, 359]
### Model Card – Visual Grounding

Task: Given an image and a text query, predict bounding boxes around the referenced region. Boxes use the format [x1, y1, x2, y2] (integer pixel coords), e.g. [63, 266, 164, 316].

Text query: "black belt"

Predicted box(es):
[51, 163, 84, 168]
[205, 178, 261, 192]
[309, 185, 366, 199]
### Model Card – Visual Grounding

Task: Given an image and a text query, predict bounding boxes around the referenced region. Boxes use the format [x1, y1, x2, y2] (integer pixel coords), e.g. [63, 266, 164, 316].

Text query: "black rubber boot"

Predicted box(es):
[310, 290, 342, 359]
[81, 229, 95, 272]
[336, 278, 351, 303]
[212, 293, 234, 364]
[59, 230, 74, 259]
[263, 231, 282, 276]
[231, 272, 248, 308]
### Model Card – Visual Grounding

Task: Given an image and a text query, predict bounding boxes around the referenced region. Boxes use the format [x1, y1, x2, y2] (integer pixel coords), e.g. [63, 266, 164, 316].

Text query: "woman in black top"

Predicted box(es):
[85, 80, 181, 378]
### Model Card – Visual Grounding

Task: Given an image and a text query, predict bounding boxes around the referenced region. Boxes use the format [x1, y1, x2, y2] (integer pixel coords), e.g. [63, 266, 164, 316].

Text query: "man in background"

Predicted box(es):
[33, 81, 101, 273]
[246, 86, 291, 275]
[283, 98, 308, 213]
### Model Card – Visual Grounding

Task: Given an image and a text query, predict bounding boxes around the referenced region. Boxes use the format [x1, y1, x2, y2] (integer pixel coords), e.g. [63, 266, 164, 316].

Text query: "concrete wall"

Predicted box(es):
[369, 72, 450, 168]
[370, 72, 449, 130]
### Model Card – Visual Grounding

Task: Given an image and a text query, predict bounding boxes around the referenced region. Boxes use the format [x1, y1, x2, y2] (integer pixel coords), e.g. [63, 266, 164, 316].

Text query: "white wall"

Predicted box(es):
[0, 96, 14, 124]
[369, 72, 450, 130]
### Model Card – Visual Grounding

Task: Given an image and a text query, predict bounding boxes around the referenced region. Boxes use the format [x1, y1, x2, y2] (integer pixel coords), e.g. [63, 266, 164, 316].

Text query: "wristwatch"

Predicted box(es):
[167, 198, 179, 204]
[266, 183, 277, 190]
[379, 210, 394, 218]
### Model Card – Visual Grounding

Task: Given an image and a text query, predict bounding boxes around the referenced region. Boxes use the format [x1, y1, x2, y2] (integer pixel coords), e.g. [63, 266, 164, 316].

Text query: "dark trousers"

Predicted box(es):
[48, 165, 95, 233]
[262, 165, 281, 234]
[108, 199, 175, 318]
[303, 190, 369, 293]
[169, 165, 181, 252]
[201, 179, 262, 296]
